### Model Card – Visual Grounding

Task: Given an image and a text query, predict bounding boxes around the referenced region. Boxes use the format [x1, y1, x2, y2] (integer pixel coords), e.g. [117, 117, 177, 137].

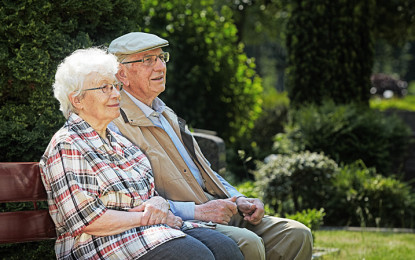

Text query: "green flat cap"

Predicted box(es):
[108, 32, 169, 56]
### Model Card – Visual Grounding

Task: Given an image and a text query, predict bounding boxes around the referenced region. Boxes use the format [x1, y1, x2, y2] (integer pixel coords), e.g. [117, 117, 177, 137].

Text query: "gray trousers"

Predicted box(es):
[216, 215, 313, 260]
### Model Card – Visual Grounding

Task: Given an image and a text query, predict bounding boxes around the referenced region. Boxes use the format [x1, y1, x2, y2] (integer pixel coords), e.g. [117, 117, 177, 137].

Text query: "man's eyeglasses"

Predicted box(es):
[121, 52, 170, 66]
[83, 82, 123, 94]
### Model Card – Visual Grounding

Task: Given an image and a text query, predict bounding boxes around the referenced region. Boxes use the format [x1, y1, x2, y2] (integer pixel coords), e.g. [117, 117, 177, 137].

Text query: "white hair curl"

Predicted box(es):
[53, 47, 119, 118]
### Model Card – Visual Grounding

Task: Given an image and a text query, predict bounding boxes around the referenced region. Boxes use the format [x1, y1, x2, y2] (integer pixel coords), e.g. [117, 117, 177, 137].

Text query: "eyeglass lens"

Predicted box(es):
[102, 83, 123, 93]
[144, 53, 170, 66]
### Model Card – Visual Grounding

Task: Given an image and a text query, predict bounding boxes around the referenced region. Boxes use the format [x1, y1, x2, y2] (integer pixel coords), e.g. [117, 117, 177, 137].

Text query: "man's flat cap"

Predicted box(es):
[108, 32, 169, 56]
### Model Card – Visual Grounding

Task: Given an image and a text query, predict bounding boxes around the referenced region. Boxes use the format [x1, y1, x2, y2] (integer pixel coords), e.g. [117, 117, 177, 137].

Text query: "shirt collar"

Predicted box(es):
[66, 113, 124, 157]
[123, 90, 166, 118]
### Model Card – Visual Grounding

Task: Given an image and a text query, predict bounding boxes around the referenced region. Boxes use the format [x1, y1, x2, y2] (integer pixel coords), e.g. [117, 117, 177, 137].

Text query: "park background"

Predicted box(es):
[1, 0, 415, 258]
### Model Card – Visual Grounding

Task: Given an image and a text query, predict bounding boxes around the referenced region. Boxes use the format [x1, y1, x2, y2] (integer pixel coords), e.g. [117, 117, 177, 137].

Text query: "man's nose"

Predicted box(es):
[154, 56, 166, 70]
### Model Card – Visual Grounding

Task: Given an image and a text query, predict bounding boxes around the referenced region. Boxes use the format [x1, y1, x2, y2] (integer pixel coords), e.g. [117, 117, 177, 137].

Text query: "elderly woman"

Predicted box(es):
[39, 48, 243, 260]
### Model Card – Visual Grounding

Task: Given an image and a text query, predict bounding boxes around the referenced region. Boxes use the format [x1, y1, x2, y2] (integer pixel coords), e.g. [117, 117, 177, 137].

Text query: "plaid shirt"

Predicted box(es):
[39, 113, 184, 260]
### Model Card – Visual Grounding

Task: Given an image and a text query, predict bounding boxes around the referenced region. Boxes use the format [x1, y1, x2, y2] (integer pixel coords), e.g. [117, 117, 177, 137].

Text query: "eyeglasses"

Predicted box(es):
[83, 82, 123, 94]
[121, 52, 170, 66]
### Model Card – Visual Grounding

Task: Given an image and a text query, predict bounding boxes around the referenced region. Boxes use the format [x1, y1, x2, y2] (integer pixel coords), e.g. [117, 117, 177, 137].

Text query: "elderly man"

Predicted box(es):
[108, 32, 313, 260]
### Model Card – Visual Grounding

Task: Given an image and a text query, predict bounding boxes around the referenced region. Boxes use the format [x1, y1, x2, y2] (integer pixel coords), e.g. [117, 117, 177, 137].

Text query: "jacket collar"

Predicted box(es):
[119, 91, 179, 128]
[119, 91, 154, 127]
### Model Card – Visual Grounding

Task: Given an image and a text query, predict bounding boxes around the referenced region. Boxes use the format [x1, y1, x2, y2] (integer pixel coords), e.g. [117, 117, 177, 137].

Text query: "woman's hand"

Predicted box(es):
[128, 196, 170, 226]
[166, 211, 183, 229]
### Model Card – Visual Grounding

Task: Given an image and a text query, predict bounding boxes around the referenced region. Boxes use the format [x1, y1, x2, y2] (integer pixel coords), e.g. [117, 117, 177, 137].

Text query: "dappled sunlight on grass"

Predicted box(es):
[370, 95, 415, 111]
[314, 230, 415, 259]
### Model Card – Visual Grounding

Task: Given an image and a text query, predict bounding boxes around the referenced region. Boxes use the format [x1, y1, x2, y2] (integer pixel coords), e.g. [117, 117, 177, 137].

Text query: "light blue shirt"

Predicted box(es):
[109, 90, 243, 220]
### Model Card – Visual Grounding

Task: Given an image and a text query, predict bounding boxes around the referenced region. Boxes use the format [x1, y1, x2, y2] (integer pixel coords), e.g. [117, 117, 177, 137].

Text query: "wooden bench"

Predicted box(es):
[0, 133, 226, 245]
[0, 162, 56, 244]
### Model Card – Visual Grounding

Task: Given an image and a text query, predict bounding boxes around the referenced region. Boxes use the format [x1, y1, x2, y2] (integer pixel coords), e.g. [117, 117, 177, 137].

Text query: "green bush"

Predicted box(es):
[277, 101, 412, 175]
[326, 161, 415, 228]
[0, 0, 143, 162]
[250, 90, 289, 157]
[254, 151, 338, 215]
[286, 208, 325, 240]
[254, 154, 415, 228]
[226, 91, 289, 182]
[0, 240, 55, 260]
[235, 180, 259, 199]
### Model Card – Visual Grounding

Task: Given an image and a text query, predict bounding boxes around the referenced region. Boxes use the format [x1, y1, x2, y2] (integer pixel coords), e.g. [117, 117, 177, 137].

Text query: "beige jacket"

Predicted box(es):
[113, 92, 230, 204]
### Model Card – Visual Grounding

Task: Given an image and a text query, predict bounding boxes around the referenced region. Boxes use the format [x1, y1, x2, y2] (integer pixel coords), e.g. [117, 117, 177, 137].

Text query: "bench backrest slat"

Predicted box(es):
[0, 162, 47, 202]
[0, 162, 56, 244]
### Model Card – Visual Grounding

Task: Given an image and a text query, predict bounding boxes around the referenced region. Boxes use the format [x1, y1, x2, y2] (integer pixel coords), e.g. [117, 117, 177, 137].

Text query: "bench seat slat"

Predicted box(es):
[0, 210, 56, 244]
[0, 162, 57, 244]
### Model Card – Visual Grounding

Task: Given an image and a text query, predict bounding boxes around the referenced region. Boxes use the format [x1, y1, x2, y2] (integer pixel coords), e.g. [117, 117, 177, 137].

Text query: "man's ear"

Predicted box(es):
[69, 92, 83, 110]
[117, 64, 129, 86]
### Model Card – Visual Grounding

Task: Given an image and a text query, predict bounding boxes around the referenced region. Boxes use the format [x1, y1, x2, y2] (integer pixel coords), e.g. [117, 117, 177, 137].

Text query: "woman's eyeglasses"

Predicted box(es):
[83, 82, 123, 94]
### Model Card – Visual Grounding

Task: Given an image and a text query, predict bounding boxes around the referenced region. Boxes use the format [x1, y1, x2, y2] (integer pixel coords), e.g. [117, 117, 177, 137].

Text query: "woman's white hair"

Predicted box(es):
[53, 47, 119, 118]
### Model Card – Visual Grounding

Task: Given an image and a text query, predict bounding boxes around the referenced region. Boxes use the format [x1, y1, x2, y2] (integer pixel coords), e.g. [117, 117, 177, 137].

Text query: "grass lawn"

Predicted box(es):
[314, 230, 415, 260]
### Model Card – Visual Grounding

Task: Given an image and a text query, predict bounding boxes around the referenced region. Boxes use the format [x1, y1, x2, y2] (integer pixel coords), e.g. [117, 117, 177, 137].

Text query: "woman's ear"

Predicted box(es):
[69, 92, 83, 111]
[117, 65, 129, 86]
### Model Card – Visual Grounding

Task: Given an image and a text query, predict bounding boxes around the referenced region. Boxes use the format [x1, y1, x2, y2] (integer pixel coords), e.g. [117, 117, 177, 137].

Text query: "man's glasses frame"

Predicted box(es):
[121, 52, 170, 66]
[83, 82, 123, 94]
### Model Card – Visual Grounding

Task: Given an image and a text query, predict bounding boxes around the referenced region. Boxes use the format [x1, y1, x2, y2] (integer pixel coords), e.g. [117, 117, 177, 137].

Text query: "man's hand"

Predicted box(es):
[236, 197, 265, 225]
[128, 196, 170, 226]
[194, 197, 238, 224]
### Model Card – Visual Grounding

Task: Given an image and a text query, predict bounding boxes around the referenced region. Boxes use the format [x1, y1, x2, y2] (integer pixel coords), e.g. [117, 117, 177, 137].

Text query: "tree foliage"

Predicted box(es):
[1, 0, 262, 162]
[141, 0, 263, 143]
[274, 100, 412, 176]
[0, 0, 143, 162]
[373, 0, 415, 44]
[286, 0, 374, 106]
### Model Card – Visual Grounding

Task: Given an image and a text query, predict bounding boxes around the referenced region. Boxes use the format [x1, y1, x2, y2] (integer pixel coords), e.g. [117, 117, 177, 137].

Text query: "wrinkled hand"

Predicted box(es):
[128, 196, 170, 226]
[166, 211, 183, 230]
[194, 197, 238, 224]
[236, 197, 264, 225]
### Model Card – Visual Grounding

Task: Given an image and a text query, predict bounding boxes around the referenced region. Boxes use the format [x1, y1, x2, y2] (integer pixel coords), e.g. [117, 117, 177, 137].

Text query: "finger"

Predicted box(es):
[140, 211, 150, 226]
[222, 215, 231, 224]
[128, 204, 146, 212]
[247, 203, 257, 214]
[239, 201, 256, 214]
[228, 196, 237, 203]
[149, 211, 164, 225]
[245, 208, 263, 224]
[171, 217, 182, 229]
[222, 204, 236, 217]
[160, 215, 168, 224]
[177, 219, 183, 228]
[224, 200, 238, 214]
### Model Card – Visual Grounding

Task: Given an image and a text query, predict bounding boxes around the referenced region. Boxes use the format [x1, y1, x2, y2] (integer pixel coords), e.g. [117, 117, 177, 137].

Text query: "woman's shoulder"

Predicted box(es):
[42, 124, 86, 158]
[51, 125, 79, 145]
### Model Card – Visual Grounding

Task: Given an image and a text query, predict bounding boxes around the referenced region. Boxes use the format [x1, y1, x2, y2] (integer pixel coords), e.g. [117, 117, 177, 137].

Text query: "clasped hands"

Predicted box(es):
[128, 195, 265, 229]
[128, 196, 182, 229]
[194, 196, 265, 225]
